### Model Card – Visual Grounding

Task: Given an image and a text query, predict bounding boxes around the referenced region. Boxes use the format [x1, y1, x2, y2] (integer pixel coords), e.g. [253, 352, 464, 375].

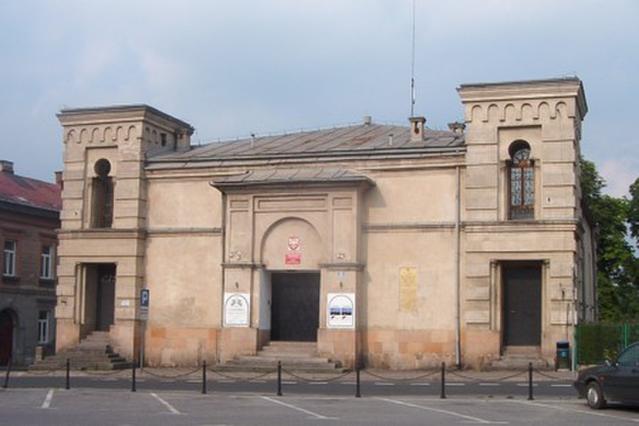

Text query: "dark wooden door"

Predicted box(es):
[271, 273, 320, 341]
[96, 265, 115, 331]
[0, 310, 14, 365]
[503, 265, 541, 346]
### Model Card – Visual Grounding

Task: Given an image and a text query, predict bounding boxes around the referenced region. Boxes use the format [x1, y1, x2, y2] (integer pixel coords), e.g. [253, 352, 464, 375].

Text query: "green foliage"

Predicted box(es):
[629, 177, 639, 246]
[579, 158, 639, 322]
[576, 323, 639, 365]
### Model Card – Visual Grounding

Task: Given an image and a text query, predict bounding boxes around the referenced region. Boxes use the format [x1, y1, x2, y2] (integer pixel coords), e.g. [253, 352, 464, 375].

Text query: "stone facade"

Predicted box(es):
[54, 78, 596, 369]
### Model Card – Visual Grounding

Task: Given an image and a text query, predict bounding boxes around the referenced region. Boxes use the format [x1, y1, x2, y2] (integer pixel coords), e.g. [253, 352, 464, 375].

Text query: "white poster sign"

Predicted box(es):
[327, 293, 355, 328]
[224, 293, 250, 327]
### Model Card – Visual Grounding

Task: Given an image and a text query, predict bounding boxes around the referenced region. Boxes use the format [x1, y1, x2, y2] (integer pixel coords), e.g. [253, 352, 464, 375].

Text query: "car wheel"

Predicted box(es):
[586, 381, 607, 409]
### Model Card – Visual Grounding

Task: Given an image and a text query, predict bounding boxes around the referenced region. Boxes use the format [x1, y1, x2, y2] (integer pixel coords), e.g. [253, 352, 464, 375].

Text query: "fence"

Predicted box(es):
[575, 322, 639, 365]
[1, 358, 567, 402]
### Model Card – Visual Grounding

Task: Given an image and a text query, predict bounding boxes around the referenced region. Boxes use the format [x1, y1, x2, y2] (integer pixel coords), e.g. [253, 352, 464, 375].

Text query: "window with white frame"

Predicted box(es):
[3, 240, 16, 276]
[40, 245, 54, 279]
[37, 310, 50, 344]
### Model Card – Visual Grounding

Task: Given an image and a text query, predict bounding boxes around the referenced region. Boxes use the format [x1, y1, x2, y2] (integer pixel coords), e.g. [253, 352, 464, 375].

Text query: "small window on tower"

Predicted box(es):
[91, 159, 114, 228]
[508, 140, 534, 220]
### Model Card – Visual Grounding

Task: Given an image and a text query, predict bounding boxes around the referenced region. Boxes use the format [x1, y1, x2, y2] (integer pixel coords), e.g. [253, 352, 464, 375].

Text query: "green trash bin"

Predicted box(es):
[556, 340, 571, 370]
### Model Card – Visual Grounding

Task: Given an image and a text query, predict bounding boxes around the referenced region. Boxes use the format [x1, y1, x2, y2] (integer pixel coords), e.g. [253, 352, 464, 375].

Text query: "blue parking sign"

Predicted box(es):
[140, 289, 150, 307]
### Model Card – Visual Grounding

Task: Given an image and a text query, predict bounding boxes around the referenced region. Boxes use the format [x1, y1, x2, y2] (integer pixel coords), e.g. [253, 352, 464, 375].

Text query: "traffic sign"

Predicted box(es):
[140, 289, 150, 320]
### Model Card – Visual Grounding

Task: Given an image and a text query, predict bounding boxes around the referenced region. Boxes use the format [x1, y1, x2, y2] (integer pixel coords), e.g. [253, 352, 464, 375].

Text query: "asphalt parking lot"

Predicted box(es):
[1, 388, 638, 426]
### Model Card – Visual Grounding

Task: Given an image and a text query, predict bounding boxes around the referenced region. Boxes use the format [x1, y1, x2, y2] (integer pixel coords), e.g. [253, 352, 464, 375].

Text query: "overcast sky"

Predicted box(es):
[1, 0, 637, 196]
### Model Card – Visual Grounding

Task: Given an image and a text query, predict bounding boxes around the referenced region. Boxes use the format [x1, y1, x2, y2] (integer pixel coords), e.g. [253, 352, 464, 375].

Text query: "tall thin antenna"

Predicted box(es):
[410, 0, 416, 117]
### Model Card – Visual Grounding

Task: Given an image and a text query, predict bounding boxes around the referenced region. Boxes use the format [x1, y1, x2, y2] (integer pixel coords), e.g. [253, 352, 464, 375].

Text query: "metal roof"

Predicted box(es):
[212, 167, 373, 189]
[0, 170, 61, 213]
[150, 123, 465, 164]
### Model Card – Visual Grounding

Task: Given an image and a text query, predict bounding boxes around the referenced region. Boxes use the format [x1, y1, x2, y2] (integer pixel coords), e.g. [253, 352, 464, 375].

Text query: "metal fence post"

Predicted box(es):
[527, 362, 534, 400]
[202, 360, 207, 394]
[65, 359, 70, 390]
[623, 323, 629, 349]
[2, 357, 11, 389]
[131, 360, 137, 392]
[277, 361, 282, 396]
[440, 362, 446, 399]
[355, 366, 361, 398]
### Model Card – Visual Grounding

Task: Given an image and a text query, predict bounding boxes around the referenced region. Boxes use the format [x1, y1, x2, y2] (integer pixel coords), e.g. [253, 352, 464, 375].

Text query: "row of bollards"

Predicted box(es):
[2, 358, 536, 400]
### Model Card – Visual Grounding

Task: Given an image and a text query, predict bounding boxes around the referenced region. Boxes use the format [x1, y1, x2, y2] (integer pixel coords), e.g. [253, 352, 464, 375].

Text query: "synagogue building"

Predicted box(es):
[53, 77, 596, 369]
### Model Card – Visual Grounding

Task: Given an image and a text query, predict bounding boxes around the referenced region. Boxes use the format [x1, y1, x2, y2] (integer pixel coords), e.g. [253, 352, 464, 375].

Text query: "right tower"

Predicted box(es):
[457, 78, 596, 367]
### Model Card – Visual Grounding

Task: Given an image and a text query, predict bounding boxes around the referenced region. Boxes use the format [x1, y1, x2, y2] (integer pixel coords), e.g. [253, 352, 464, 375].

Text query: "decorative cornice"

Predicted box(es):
[58, 228, 146, 239]
[363, 222, 456, 232]
[222, 262, 265, 270]
[146, 227, 222, 236]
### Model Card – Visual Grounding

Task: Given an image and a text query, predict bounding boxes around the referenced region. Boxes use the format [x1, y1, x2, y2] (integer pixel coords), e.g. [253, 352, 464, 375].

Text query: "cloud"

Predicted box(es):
[600, 159, 639, 197]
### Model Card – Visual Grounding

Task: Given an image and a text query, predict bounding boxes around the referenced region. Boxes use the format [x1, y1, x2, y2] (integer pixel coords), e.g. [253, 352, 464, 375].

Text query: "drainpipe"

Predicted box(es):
[455, 166, 462, 368]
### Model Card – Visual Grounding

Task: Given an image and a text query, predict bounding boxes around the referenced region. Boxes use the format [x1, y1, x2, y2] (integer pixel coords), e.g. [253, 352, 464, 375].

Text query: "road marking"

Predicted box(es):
[550, 384, 572, 387]
[479, 383, 500, 387]
[340, 381, 357, 385]
[516, 383, 538, 387]
[249, 380, 266, 383]
[150, 392, 181, 415]
[410, 382, 431, 386]
[446, 382, 466, 386]
[309, 382, 328, 385]
[261, 396, 337, 420]
[40, 389, 54, 409]
[216, 380, 236, 383]
[509, 400, 639, 423]
[374, 382, 395, 386]
[282, 381, 297, 385]
[378, 398, 507, 424]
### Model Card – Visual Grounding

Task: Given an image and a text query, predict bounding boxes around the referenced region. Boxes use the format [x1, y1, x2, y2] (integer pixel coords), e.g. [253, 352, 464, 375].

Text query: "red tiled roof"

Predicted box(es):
[0, 171, 61, 212]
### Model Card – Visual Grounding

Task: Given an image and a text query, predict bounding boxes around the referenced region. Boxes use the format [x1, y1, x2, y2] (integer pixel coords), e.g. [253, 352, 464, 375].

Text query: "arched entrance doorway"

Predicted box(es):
[0, 310, 15, 365]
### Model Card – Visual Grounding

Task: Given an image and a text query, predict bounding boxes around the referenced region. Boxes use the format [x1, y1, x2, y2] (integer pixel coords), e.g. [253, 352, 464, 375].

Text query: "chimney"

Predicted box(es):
[55, 171, 63, 190]
[0, 160, 14, 174]
[408, 116, 426, 142]
[447, 121, 466, 135]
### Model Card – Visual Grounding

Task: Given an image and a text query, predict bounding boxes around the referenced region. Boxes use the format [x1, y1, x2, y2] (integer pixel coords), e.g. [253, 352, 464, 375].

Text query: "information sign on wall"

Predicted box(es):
[327, 293, 355, 328]
[224, 293, 250, 327]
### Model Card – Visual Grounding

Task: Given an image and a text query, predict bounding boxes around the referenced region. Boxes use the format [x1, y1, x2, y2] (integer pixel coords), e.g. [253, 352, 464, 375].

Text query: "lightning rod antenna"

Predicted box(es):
[410, 0, 416, 117]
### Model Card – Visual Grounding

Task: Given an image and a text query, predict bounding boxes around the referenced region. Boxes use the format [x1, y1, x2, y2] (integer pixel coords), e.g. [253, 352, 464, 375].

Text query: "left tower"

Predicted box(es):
[56, 105, 194, 359]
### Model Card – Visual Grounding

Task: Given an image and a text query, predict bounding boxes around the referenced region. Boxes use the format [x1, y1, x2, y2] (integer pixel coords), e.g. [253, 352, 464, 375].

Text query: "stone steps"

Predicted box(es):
[30, 331, 132, 371]
[219, 341, 343, 373]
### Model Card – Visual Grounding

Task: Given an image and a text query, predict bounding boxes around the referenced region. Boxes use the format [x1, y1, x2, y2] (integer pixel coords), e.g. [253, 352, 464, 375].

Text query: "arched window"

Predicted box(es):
[91, 159, 114, 228]
[509, 141, 534, 219]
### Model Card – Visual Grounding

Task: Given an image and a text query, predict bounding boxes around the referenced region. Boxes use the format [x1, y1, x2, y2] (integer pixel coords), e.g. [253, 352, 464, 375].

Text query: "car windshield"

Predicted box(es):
[617, 344, 639, 367]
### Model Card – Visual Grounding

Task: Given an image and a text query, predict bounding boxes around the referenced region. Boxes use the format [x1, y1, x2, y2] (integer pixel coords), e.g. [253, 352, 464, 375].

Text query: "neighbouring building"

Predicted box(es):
[54, 77, 596, 370]
[0, 160, 61, 366]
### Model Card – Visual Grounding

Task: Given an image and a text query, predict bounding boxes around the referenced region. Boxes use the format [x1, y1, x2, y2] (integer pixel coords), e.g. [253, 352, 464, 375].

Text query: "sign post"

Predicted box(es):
[139, 289, 149, 367]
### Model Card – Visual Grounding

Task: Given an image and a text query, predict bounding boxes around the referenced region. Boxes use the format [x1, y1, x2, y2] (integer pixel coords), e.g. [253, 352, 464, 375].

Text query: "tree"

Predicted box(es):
[628, 177, 639, 247]
[580, 158, 639, 322]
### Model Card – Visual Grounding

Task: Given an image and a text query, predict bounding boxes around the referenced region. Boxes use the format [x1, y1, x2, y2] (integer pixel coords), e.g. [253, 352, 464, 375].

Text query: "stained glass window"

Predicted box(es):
[509, 142, 534, 219]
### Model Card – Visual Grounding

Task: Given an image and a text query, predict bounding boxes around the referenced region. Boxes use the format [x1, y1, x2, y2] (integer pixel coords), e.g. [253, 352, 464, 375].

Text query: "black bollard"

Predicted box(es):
[202, 360, 207, 394]
[2, 357, 11, 389]
[527, 362, 534, 401]
[65, 359, 70, 390]
[131, 360, 137, 392]
[277, 361, 282, 396]
[355, 366, 361, 398]
[440, 362, 446, 399]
